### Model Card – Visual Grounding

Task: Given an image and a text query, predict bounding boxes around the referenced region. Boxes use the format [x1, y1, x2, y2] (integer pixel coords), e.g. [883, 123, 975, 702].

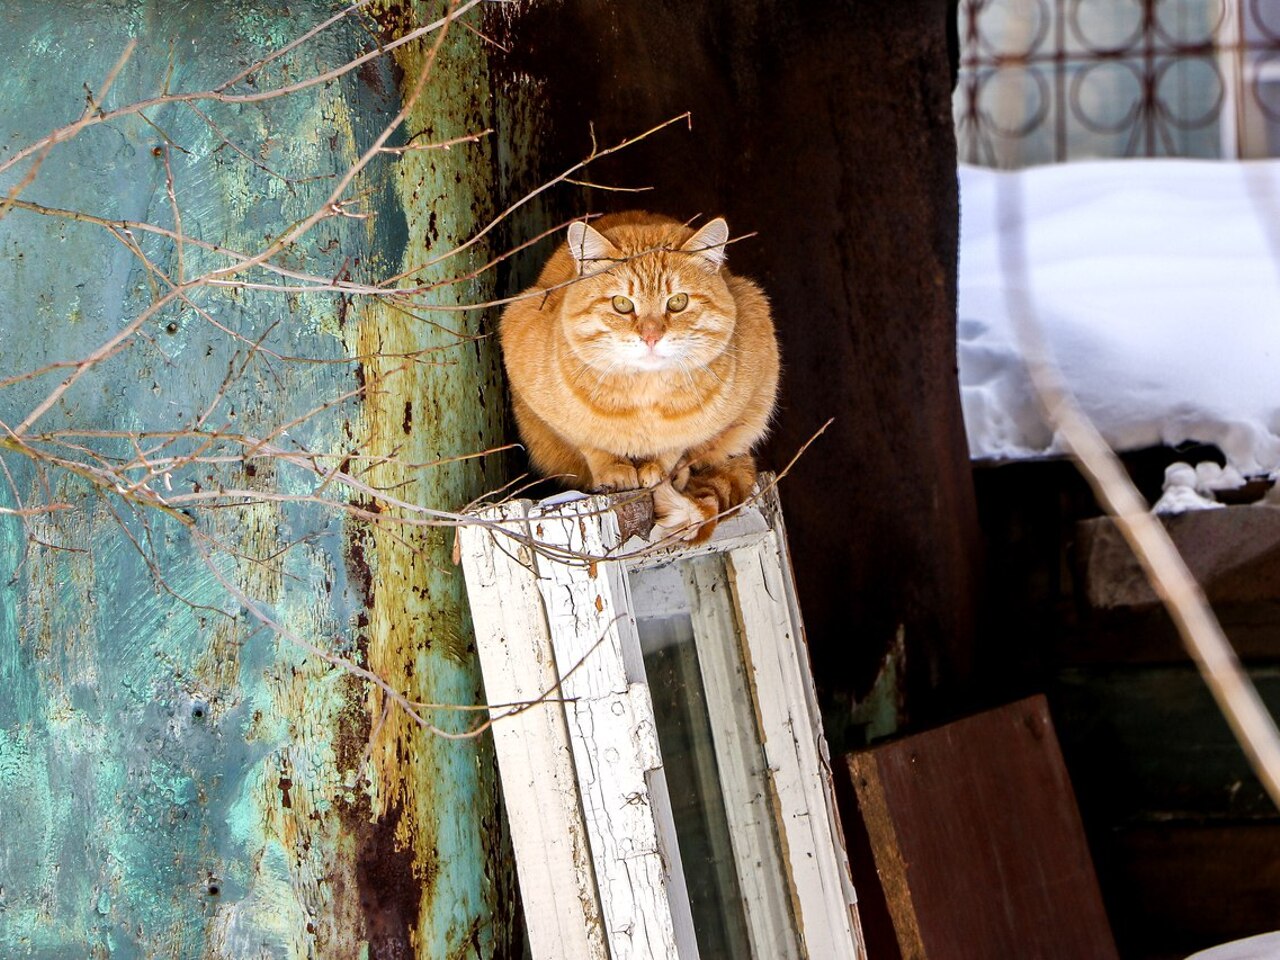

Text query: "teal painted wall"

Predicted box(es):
[0, 2, 512, 956]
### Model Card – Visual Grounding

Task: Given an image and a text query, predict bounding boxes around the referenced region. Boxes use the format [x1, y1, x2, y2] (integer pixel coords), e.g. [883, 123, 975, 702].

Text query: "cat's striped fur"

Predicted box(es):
[499, 211, 779, 541]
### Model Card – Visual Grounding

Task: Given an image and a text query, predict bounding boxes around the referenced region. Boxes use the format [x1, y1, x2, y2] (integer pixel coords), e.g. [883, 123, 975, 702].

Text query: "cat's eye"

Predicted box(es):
[611, 296, 635, 314]
[666, 293, 689, 313]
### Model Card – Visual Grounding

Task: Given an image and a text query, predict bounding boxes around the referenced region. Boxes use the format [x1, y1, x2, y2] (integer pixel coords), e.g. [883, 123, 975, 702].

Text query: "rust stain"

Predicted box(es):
[337, 1, 510, 953]
[22, 485, 99, 668]
[193, 615, 242, 693]
[343, 794, 421, 960]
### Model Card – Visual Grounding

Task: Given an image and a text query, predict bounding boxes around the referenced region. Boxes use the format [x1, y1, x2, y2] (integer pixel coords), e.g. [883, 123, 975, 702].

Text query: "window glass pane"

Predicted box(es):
[954, 0, 1247, 166]
[630, 556, 803, 960]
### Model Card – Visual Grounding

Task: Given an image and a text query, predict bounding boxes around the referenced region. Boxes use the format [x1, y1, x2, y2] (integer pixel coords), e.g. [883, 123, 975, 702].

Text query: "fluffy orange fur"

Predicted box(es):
[499, 211, 780, 540]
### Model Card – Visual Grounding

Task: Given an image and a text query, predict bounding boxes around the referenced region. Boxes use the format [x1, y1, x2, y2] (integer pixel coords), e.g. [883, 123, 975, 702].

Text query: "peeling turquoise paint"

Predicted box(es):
[0, 1, 513, 957]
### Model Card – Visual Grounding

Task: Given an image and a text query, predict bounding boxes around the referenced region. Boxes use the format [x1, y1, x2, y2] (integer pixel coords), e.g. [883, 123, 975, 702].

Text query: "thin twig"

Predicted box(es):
[0, 39, 137, 222]
[0, 2, 486, 181]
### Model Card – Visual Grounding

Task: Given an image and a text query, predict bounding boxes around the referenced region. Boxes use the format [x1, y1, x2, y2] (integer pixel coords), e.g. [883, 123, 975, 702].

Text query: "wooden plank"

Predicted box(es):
[971, 461, 1280, 666]
[728, 535, 864, 960]
[684, 557, 804, 960]
[1079, 507, 1280, 610]
[458, 504, 607, 960]
[464, 482, 865, 959]
[765, 480, 867, 933]
[1060, 602, 1280, 665]
[1068, 506, 1280, 661]
[846, 696, 1118, 960]
[531, 496, 700, 960]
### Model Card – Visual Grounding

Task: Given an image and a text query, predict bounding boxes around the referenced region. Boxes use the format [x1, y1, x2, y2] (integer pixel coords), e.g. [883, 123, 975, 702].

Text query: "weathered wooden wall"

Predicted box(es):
[487, 0, 981, 741]
[0, 2, 515, 956]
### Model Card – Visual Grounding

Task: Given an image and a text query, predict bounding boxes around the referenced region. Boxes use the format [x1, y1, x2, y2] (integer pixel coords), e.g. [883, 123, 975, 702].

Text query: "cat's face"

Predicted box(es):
[559, 219, 737, 374]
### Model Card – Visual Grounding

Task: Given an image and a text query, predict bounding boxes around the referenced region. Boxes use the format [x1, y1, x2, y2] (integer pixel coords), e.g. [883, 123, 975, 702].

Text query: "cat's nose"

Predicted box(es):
[638, 318, 664, 348]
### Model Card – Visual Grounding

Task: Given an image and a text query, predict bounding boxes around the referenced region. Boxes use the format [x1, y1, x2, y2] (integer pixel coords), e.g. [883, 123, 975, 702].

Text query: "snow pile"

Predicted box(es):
[958, 160, 1280, 478]
[1152, 462, 1233, 514]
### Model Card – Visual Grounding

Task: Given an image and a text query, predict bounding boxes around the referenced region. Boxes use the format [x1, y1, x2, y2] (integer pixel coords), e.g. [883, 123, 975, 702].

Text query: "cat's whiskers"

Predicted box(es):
[674, 333, 733, 386]
[698, 358, 727, 388]
[500, 211, 778, 536]
[674, 356, 699, 397]
[564, 348, 615, 405]
[587, 357, 628, 406]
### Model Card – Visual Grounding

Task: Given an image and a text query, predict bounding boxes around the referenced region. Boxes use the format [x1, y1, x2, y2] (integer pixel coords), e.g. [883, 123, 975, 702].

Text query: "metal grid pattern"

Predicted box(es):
[955, 0, 1280, 165]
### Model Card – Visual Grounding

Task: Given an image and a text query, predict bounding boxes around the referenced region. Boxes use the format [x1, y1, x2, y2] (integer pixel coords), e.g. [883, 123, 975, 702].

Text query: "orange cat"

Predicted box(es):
[499, 211, 779, 541]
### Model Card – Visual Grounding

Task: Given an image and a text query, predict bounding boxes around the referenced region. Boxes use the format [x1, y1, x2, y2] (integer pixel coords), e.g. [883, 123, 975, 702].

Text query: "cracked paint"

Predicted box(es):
[0, 2, 514, 957]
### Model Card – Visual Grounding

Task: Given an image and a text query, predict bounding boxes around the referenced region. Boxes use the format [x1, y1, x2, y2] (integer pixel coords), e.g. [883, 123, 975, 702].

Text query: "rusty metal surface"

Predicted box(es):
[0, 1, 512, 956]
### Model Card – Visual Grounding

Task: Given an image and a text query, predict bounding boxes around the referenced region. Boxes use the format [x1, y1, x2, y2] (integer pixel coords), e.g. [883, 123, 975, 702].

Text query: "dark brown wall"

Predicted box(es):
[490, 0, 978, 731]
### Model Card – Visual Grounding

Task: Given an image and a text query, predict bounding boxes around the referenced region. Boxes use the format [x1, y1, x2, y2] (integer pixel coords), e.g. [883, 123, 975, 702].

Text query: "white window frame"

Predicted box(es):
[458, 480, 866, 960]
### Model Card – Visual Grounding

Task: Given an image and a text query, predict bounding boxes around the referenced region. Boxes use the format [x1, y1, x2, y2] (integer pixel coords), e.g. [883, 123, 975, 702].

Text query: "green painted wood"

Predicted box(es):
[0, 2, 513, 957]
[1054, 667, 1280, 822]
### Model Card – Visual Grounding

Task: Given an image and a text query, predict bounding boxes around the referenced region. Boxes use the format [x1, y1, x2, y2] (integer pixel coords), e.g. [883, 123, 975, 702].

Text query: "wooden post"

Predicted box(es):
[487, 0, 981, 733]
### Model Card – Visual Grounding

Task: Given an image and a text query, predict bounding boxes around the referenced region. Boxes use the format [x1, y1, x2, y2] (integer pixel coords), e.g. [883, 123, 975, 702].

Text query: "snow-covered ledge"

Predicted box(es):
[958, 159, 1280, 482]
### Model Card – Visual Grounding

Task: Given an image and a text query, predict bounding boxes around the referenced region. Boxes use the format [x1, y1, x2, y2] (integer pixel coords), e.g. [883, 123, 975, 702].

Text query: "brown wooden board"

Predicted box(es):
[1070, 508, 1280, 664]
[845, 696, 1118, 960]
[1059, 601, 1280, 665]
[1078, 507, 1280, 611]
[969, 454, 1280, 678]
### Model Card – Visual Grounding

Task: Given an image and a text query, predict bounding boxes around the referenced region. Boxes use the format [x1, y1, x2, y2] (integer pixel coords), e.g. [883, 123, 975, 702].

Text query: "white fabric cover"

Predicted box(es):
[1187, 931, 1280, 960]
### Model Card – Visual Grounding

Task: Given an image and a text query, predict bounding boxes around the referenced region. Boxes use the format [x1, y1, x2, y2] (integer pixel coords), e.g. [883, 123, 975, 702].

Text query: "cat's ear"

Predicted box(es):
[681, 217, 729, 271]
[566, 221, 616, 271]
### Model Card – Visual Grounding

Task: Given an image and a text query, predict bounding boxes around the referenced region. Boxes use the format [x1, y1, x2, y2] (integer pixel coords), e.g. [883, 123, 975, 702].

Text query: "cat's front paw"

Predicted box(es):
[590, 460, 640, 492]
[635, 460, 667, 489]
